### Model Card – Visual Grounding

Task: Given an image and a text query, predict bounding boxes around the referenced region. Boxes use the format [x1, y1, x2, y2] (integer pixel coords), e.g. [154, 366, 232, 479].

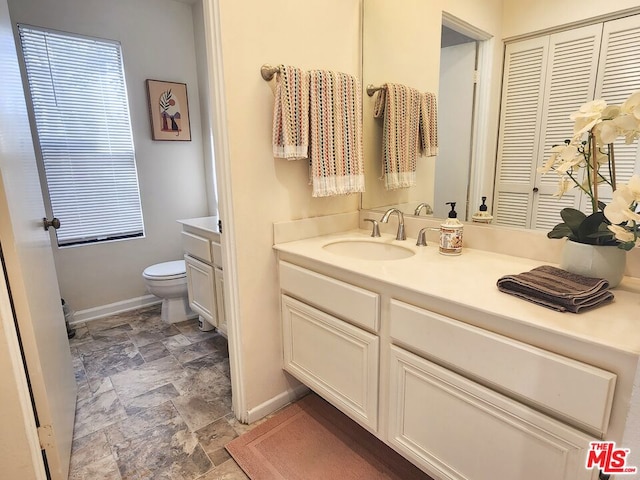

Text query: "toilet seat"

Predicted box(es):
[142, 260, 186, 281]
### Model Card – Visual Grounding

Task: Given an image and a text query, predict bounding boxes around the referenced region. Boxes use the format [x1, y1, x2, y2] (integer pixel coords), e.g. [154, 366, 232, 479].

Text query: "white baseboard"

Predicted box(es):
[245, 383, 310, 425]
[70, 294, 161, 325]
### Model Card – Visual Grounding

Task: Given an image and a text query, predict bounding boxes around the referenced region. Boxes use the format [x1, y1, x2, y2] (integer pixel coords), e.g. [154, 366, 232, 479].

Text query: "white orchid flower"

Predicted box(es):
[570, 100, 608, 136]
[607, 224, 636, 243]
[538, 144, 577, 173]
[621, 91, 640, 119]
[553, 177, 572, 198]
[604, 191, 640, 224]
[627, 174, 640, 201]
[556, 152, 583, 173]
[595, 119, 619, 144]
[601, 105, 621, 119]
[573, 117, 600, 137]
[570, 99, 608, 119]
[612, 115, 640, 144]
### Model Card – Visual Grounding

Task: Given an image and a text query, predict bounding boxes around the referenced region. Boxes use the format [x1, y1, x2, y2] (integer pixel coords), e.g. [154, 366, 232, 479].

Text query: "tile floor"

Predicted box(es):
[67, 304, 252, 480]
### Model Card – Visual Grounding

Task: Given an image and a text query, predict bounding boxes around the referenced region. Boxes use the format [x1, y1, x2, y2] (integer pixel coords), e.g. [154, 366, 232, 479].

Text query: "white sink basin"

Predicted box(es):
[322, 240, 415, 260]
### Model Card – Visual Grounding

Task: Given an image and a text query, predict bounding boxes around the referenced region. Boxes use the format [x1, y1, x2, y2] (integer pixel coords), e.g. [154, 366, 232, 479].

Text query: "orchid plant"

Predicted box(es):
[540, 90, 640, 251]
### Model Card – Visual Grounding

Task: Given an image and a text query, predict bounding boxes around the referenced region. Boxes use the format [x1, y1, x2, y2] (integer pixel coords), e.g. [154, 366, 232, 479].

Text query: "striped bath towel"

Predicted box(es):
[373, 83, 422, 190]
[420, 92, 438, 157]
[308, 70, 365, 197]
[272, 65, 309, 160]
[373, 85, 439, 189]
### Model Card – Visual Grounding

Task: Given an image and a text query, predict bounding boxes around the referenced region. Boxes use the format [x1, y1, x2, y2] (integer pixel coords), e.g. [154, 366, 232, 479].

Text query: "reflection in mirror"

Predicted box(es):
[361, 0, 497, 222]
[433, 26, 477, 219]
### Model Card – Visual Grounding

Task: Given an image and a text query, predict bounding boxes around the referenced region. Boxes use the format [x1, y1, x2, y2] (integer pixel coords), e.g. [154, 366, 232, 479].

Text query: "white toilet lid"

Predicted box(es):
[143, 260, 186, 280]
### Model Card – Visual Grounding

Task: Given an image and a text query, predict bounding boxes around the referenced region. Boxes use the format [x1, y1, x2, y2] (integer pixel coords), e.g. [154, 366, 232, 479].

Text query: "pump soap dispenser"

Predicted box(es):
[439, 202, 463, 256]
[472, 196, 494, 224]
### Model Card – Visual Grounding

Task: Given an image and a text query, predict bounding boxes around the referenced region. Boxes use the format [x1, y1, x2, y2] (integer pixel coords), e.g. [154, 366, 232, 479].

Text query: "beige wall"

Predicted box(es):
[503, 0, 640, 38]
[217, 0, 361, 410]
[8, 0, 211, 312]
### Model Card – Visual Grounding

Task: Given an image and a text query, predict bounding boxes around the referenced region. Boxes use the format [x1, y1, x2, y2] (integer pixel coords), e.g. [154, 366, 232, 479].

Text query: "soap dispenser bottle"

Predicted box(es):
[472, 196, 494, 224]
[439, 202, 463, 256]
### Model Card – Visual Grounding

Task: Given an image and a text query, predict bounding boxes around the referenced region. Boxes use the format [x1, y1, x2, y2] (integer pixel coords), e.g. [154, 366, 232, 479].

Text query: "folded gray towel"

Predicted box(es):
[496, 265, 614, 313]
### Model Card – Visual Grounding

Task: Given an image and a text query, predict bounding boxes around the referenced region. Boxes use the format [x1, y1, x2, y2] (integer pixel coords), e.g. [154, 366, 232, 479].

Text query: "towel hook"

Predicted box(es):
[261, 64, 280, 81]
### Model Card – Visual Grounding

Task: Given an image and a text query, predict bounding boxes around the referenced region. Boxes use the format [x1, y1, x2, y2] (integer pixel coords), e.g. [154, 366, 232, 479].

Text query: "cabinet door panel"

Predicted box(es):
[185, 254, 216, 325]
[388, 346, 596, 480]
[281, 294, 379, 431]
[390, 300, 615, 435]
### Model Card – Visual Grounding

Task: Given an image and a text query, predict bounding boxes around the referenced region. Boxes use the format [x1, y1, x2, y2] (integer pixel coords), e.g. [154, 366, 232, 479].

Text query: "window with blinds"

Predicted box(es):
[18, 25, 144, 247]
[494, 14, 640, 230]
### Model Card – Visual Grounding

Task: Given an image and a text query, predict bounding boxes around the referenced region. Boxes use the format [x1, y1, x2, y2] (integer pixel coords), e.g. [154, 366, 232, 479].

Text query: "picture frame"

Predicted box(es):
[146, 79, 191, 141]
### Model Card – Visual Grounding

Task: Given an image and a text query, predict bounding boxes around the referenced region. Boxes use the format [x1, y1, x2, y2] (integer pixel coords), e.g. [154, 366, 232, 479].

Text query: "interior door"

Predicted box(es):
[0, 1, 77, 479]
[434, 40, 477, 219]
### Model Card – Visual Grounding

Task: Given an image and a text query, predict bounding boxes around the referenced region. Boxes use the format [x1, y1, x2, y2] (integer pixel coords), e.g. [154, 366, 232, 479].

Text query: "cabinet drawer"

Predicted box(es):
[390, 300, 616, 435]
[181, 232, 212, 263]
[282, 295, 379, 431]
[279, 261, 379, 332]
[211, 242, 222, 267]
[388, 346, 596, 480]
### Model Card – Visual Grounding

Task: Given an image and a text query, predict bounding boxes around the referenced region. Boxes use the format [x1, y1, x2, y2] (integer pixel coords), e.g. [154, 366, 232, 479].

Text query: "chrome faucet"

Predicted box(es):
[416, 227, 428, 246]
[380, 208, 406, 240]
[363, 218, 381, 237]
[414, 202, 433, 216]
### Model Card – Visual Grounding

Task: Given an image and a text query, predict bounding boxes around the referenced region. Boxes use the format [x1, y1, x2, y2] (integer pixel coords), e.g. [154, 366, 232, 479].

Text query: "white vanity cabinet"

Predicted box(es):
[279, 261, 380, 431]
[273, 240, 628, 480]
[387, 300, 614, 480]
[178, 217, 226, 336]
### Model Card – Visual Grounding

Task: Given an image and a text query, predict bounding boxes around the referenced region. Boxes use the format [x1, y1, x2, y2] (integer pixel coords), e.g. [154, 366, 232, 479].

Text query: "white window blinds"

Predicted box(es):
[18, 25, 144, 246]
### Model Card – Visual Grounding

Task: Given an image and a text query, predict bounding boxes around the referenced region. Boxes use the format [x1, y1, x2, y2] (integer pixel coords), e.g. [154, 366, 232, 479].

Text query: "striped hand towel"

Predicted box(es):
[308, 70, 365, 197]
[272, 65, 309, 160]
[373, 83, 422, 190]
[420, 92, 438, 157]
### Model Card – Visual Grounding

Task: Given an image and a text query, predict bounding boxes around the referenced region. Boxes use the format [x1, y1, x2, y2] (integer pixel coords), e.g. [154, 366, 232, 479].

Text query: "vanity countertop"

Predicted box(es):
[273, 230, 640, 355]
[177, 216, 220, 240]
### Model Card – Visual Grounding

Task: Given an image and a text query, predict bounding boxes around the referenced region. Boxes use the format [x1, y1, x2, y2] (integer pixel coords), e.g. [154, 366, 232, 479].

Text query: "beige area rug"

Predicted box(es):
[225, 393, 432, 480]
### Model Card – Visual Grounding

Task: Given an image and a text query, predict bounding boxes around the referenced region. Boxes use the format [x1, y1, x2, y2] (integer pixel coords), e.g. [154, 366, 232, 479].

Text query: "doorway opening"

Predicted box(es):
[434, 14, 492, 221]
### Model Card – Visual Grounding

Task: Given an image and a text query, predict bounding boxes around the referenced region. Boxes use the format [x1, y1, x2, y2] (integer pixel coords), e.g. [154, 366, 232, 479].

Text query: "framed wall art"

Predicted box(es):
[146, 79, 191, 141]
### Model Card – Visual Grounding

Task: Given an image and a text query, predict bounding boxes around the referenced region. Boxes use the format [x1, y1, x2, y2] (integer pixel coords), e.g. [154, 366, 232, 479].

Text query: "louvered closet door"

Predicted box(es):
[494, 37, 548, 228]
[531, 25, 602, 230]
[495, 26, 602, 229]
[591, 13, 640, 209]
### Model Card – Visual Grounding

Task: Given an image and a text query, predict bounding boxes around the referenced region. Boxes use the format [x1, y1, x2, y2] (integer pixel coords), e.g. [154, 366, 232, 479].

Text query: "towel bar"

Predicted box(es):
[261, 64, 280, 81]
[366, 84, 385, 97]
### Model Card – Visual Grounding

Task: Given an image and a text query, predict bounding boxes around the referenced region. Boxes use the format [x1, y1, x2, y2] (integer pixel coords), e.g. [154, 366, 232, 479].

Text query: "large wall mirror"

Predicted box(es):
[362, 0, 495, 220]
[360, 0, 640, 228]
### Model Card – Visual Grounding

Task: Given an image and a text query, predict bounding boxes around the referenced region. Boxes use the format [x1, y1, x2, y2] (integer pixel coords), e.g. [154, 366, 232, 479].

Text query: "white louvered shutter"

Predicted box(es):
[18, 25, 144, 246]
[532, 25, 602, 230]
[493, 37, 548, 228]
[593, 14, 640, 205]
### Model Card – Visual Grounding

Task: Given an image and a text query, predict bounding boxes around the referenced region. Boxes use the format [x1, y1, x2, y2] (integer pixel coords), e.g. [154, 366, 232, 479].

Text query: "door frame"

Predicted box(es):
[202, 0, 247, 422]
[442, 12, 494, 219]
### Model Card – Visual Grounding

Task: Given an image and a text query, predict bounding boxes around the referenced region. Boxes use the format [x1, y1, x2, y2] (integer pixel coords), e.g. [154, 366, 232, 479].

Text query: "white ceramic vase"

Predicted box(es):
[559, 240, 626, 288]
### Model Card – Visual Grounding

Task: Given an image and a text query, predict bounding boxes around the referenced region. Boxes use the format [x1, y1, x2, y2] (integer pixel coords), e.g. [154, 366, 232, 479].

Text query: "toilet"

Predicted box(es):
[142, 260, 197, 323]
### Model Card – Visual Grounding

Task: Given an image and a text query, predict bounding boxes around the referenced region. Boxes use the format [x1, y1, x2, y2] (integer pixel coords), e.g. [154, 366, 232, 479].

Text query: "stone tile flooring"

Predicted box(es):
[68, 305, 250, 480]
